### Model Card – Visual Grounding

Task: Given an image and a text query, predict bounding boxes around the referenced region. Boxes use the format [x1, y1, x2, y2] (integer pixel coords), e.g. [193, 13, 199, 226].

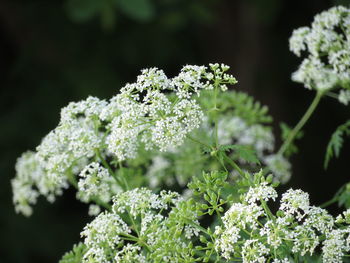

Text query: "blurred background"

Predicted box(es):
[1, 0, 350, 262]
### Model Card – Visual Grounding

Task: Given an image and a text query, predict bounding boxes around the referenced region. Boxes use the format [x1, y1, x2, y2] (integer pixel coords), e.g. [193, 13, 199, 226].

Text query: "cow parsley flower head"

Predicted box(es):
[338, 89, 350, 105]
[12, 150, 70, 216]
[239, 125, 275, 154]
[34, 96, 107, 201]
[81, 212, 131, 262]
[112, 188, 181, 217]
[322, 228, 350, 263]
[290, 6, 350, 92]
[214, 225, 241, 259]
[105, 64, 236, 161]
[103, 66, 235, 160]
[244, 181, 278, 204]
[77, 162, 118, 203]
[242, 239, 269, 263]
[280, 189, 310, 220]
[115, 244, 146, 263]
[264, 154, 292, 183]
[218, 116, 248, 145]
[80, 188, 195, 262]
[12, 151, 41, 216]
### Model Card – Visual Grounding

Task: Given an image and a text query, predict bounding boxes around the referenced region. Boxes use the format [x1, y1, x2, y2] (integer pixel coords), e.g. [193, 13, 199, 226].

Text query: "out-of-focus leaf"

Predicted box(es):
[101, 3, 117, 31]
[219, 144, 260, 165]
[66, 0, 103, 23]
[324, 120, 350, 169]
[59, 243, 86, 263]
[115, 0, 155, 21]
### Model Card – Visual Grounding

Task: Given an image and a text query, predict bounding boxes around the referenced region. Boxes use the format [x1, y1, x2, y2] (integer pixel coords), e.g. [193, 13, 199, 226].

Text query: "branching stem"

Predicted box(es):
[278, 91, 323, 156]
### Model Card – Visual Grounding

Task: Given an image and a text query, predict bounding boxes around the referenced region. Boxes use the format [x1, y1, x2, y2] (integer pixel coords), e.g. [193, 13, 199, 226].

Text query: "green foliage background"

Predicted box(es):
[1, 0, 350, 262]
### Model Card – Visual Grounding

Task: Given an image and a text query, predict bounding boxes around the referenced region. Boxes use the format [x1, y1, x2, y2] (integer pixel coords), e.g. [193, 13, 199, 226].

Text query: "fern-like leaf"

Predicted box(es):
[199, 90, 273, 125]
[280, 122, 304, 157]
[219, 144, 260, 164]
[324, 120, 350, 169]
[59, 243, 86, 263]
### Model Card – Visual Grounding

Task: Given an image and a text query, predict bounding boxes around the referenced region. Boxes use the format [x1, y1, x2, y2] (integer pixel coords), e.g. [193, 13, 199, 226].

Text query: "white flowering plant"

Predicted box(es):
[11, 5, 350, 263]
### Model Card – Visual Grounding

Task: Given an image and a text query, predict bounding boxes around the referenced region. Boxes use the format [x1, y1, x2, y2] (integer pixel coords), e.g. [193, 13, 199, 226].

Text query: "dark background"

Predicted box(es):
[1, 0, 350, 262]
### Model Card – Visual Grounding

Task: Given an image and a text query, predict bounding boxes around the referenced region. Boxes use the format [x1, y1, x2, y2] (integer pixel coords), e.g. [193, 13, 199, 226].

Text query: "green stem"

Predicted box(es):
[320, 197, 338, 208]
[118, 162, 130, 191]
[261, 199, 275, 221]
[95, 149, 125, 190]
[187, 135, 212, 149]
[213, 83, 219, 148]
[92, 198, 112, 210]
[222, 153, 245, 177]
[66, 170, 111, 211]
[278, 91, 323, 156]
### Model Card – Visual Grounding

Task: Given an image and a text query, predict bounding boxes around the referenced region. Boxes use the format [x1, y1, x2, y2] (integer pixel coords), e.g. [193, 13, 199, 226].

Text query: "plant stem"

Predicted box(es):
[320, 197, 338, 208]
[187, 135, 212, 149]
[319, 184, 345, 208]
[66, 170, 111, 210]
[278, 91, 323, 156]
[214, 85, 219, 148]
[222, 153, 245, 177]
[95, 149, 126, 191]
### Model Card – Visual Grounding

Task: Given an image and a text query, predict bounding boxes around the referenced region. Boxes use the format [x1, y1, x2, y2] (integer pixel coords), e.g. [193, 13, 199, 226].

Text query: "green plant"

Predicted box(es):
[11, 5, 350, 263]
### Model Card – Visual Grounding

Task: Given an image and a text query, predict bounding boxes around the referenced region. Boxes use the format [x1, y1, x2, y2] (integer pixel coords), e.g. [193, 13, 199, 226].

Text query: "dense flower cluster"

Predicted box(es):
[290, 6, 350, 96]
[213, 175, 349, 262]
[76, 162, 119, 205]
[105, 64, 236, 160]
[80, 188, 202, 262]
[145, 97, 291, 188]
[11, 64, 237, 216]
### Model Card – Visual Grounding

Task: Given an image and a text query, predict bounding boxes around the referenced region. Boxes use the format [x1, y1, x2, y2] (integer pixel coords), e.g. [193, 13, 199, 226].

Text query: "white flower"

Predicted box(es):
[146, 155, 171, 188]
[115, 244, 146, 263]
[112, 188, 180, 218]
[322, 228, 350, 263]
[88, 204, 101, 216]
[81, 212, 131, 262]
[272, 258, 291, 263]
[290, 6, 350, 93]
[218, 116, 247, 145]
[239, 125, 275, 154]
[12, 151, 69, 216]
[289, 27, 310, 57]
[244, 182, 278, 204]
[77, 162, 118, 203]
[280, 189, 310, 220]
[264, 154, 291, 183]
[242, 239, 269, 263]
[214, 225, 241, 259]
[338, 89, 350, 105]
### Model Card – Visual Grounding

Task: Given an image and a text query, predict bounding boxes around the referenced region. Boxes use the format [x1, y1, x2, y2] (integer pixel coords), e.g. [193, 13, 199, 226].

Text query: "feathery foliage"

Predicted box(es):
[324, 120, 350, 169]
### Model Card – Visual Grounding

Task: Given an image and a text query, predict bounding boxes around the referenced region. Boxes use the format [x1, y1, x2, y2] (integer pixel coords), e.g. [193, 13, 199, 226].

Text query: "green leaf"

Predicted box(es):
[280, 122, 304, 157]
[324, 120, 350, 169]
[66, 0, 103, 23]
[220, 144, 260, 165]
[59, 243, 86, 263]
[115, 0, 154, 21]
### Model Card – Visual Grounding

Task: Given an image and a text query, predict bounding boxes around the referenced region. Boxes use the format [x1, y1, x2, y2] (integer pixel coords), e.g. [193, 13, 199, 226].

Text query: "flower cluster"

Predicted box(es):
[76, 162, 120, 209]
[214, 173, 345, 262]
[80, 188, 202, 262]
[12, 5, 350, 263]
[12, 64, 237, 216]
[106, 64, 236, 160]
[12, 96, 107, 215]
[290, 6, 350, 95]
[12, 151, 49, 216]
[145, 90, 292, 188]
